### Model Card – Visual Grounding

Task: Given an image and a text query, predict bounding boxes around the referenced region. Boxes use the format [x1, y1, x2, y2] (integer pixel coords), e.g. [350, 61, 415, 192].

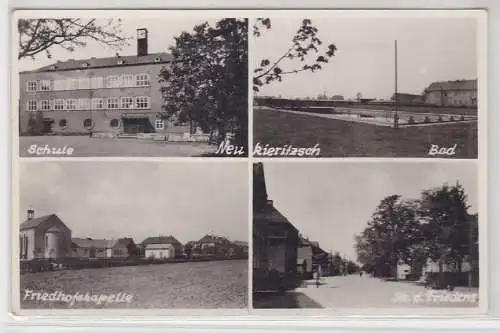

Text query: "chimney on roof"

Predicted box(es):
[137, 28, 148, 57]
[27, 208, 34, 220]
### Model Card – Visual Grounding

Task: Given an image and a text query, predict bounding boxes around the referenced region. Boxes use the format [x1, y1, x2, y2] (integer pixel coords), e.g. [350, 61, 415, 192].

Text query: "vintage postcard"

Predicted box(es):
[14, 11, 248, 157]
[13, 160, 249, 312]
[251, 11, 485, 158]
[252, 160, 486, 314]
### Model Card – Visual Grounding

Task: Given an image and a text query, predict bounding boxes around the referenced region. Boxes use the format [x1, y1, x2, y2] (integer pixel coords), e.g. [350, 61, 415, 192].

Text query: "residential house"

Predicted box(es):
[71, 237, 129, 258]
[145, 243, 175, 259]
[423, 79, 477, 106]
[196, 234, 235, 257]
[253, 162, 299, 292]
[19, 209, 72, 260]
[140, 235, 183, 258]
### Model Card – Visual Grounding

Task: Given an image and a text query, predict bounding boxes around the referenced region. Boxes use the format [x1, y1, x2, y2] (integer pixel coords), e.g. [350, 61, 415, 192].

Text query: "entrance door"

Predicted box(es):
[42, 119, 54, 134]
[89, 247, 96, 258]
[122, 118, 153, 134]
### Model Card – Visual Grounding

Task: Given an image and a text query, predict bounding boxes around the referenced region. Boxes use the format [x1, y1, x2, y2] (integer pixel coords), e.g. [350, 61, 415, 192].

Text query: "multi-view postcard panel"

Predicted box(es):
[12, 10, 486, 316]
[251, 15, 480, 158]
[18, 161, 249, 309]
[18, 17, 248, 158]
[253, 161, 480, 310]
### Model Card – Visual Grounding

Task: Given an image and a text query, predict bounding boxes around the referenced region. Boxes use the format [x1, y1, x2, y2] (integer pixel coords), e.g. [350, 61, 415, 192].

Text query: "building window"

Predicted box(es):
[26, 100, 37, 111]
[90, 77, 104, 89]
[40, 100, 50, 111]
[59, 119, 68, 128]
[53, 80, 67, 91]
[136, 74, 150, 87]
[78, 99, 90, 110]
[121, 96, 134, 109]
[155, 119, 164, 130]
[40, 80, 51, 91]
[83, 118, 94, 129]
[78, 78, 90, 90]
[135, 96, 150, 109]
[122, 75, 134, 87]
[107, 98, 119, 109]
[110, 118, 120, 128]
[26, 81, 37, 92]
[65, 99, 77, 111]
[91, 98, 104, 110]
[106, 76, 120, 88]
[54, 99, 65, 110]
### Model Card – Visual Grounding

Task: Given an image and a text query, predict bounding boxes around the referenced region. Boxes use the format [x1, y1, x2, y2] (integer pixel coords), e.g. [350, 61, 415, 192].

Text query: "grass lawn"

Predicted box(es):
[253, 109, 478, 158]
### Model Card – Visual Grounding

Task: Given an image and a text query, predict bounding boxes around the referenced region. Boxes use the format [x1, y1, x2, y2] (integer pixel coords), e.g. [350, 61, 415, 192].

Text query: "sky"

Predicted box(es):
[18, 17, 220, 72]
[252, 15, 478, 99]
[262, 161, 478, 262]
[19, 161, 248, 244]
[17, 14, 478, 99]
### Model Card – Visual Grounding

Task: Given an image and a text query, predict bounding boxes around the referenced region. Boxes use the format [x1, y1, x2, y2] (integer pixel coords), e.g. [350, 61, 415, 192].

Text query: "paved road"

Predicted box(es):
[296, 275, 479, 309]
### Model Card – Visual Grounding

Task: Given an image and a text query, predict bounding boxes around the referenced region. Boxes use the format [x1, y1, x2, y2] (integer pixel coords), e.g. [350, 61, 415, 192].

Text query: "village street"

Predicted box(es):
[255, 274, 479, 309]
[295, 274, 479, 309]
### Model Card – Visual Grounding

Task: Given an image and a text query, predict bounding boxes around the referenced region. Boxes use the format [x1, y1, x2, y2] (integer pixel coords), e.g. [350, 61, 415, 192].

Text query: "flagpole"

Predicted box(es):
[394, 39, 399, 129]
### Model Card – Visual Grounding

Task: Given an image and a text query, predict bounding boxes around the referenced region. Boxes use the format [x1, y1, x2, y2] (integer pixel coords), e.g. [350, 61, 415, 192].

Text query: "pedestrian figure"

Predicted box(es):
[359, 271, 363, 277]
[393, 112, 399, 129]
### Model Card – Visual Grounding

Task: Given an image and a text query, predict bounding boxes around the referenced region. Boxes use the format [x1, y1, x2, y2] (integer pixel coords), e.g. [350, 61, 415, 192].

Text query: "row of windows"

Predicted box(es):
[26, 74, 151, 92]
[26, 96, 151, 111]
[53, 118, 165, 130]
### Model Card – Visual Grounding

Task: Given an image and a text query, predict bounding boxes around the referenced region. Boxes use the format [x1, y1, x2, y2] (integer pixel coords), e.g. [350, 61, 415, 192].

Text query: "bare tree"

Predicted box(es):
[18, 18, 130, 60]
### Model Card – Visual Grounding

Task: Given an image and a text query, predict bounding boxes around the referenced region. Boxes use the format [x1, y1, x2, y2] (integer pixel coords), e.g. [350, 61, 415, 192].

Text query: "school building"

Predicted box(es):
[19, 28, 194, 137]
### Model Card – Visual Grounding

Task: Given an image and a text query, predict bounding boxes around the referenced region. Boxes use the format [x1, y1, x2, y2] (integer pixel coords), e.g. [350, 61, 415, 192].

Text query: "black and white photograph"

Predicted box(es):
[16, 13, 248, 157]
[253, 162, 482, 311]
[252, 11, 483, 158]
[16, 161, 249, 310]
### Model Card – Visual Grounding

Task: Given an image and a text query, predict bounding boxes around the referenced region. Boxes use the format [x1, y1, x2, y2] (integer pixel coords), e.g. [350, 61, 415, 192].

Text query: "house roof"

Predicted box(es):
[145, 243, 174, 250]
[424, 79, 477, 92]
[141, 235, 183, 246]
[24, 52, 173, 73]
[72, 237, 125, 249]
[198, 234, 232, 244]
[20, 214, 59, 230]
[232, 240, 248, 247]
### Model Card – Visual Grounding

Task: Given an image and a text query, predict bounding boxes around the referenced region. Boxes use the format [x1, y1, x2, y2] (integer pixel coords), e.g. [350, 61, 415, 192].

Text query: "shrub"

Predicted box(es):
[424, 116, 431, 123]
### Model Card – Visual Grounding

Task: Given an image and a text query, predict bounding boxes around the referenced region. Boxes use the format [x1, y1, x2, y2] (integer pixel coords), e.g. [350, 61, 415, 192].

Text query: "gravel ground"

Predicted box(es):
[20, 260, 248, 309]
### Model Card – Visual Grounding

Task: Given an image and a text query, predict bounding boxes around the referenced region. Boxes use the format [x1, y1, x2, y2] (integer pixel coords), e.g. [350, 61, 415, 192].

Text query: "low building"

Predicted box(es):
[423, 79, 477, 106]
[391, 92, 424, 104]
[232, 240, 249, 256]
[397, 263, 411, 280]
[144, 243, 175, 259]
[71, 238, 129, 258]
[140, 235, 183, 258]
[19, 209, 73, 260]
[297, 236, 313, 279]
